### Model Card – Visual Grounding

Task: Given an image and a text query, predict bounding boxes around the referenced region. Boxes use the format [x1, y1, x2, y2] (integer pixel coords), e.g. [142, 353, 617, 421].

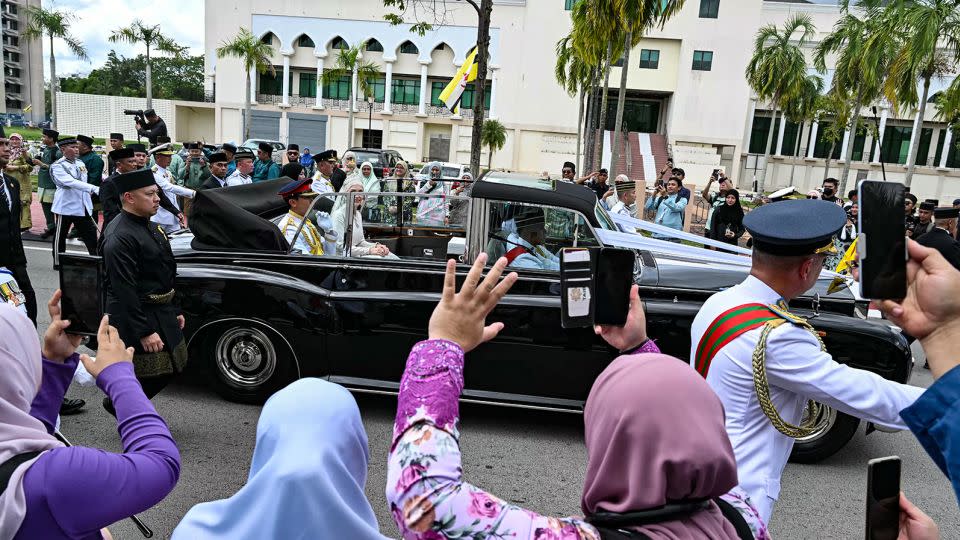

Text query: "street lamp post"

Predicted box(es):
[367, 95, 375, 147]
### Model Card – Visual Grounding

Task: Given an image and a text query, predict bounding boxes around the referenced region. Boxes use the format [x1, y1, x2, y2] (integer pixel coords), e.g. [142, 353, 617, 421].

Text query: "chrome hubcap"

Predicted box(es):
[215, 327, 276, 390]
[796, 404, 837, 444]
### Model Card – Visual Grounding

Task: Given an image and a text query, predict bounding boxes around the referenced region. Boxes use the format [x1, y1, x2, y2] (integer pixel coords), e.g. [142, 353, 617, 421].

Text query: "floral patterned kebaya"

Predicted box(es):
[386, 339, 770, 540]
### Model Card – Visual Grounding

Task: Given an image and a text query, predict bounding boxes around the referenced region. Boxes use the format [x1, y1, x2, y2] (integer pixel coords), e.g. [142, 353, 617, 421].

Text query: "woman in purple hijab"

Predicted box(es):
[386, 254, 768, 539]
[0, 292, 180, 540]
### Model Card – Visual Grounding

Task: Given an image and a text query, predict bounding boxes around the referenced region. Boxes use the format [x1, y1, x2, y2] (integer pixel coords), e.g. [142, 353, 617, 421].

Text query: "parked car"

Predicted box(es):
[61, 172, 913, 463]
[6, 113, 27, 127]
[346, 147, 405, 178]
[241, 139, 285, 164]
[415, 162, 468, 181]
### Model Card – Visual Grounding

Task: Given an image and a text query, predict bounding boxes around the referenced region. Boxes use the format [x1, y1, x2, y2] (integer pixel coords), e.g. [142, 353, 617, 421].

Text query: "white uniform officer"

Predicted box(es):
[689, 199, 924, 523]
[51, 136, 99, 268]
[150, 144, 194, 234]
[226, 147, 255, 186]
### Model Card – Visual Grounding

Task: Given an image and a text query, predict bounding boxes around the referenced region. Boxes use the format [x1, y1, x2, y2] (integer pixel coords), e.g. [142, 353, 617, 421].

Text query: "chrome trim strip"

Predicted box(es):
[186, 317, 301, 378]
[340, 386, 584, 414]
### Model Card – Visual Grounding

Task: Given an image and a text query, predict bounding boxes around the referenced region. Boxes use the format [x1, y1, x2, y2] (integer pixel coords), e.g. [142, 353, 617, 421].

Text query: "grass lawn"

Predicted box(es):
[13, 127, 111, 146]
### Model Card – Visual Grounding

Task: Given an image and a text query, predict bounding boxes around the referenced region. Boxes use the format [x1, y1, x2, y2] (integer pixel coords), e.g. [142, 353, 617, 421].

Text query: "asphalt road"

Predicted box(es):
[22, 242, 960, 539]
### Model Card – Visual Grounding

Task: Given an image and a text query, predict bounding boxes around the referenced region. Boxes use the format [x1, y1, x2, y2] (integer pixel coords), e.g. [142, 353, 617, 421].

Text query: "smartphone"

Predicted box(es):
[58, 254, 104, 336]
[857, 181, 907, 299]
[865, 456, 901, 540]
[594, 248, 635, 326]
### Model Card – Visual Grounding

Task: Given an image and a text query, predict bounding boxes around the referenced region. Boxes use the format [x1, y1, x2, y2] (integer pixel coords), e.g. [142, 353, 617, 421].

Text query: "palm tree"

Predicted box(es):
[814, 2, 895, 192]
[216, 28, 275, 141]
[816, 90, 853, 180]
[880, 0, 960, 186]
[21, 6, 88, 130]
[481, 118, 507, 170]
[109, 20, 187, 109]
[934, 77, 960, 132]
[745, 14, 816, 193]
[322, 44, 380, 147]
[555, 35, 594, 173]
[781, 73, 824, 184]
[608, 0, 685, 178]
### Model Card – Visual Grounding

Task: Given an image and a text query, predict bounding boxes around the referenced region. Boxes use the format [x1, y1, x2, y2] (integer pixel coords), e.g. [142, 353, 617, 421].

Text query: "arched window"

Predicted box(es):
[366, 39, 384, 52]
[297, 35, 315, 48]
[433, 43, 445, 52]
[260, 33, 276, 45]
[331, 37, 348, 50]
[399, 40, 419, 54]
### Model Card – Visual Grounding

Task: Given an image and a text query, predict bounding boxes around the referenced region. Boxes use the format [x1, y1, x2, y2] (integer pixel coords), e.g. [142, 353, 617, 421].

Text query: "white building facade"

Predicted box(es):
[199, 0, 959, 200]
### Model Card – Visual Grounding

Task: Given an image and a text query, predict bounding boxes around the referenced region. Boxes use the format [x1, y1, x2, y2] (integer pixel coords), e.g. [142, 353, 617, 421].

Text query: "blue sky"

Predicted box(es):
[41, 0, 204, 78]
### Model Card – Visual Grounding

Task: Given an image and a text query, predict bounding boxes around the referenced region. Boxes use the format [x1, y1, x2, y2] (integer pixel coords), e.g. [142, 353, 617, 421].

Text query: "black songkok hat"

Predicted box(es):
[127, 143, 147, 154]
[562, 161, 576, 172]
[515, 207, 547, 231]
[919, 201, 936, 211]
[905, 193, 918, 204]
[287, 143, 299, 152]
[234, 148, 255, 161]
[207, 152, 228, 164]
[42, 128, 59, 139]
[115, 169, 155, 194]
[155, 135, 171, 144]
[109, 132, 123, 141]
[934, 206, 960, 219]
[76, 134, 94, 146]
[743, 199, 846, 256]
[258, 141, 274, 154]
[56, 137, 77, 147]
[221, 143, 237, 153]
[108, 147, 135, 160]
[184, 141, 200, 150]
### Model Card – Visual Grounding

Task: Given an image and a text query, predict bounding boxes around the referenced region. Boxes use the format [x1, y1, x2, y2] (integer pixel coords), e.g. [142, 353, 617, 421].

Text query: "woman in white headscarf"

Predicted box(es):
[415, 161, 450, 227]
[171, 378, 390, 540]
[341, 150, 360, 184]
[358, 161, 382, 217]
[333, 177, 399, 258]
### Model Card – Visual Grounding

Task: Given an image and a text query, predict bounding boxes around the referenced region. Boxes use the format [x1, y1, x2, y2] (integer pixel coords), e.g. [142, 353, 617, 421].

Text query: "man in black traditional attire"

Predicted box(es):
[99, 147, 184, 232]
[917, 206, 960, 271]
[100, 169, 187, 415]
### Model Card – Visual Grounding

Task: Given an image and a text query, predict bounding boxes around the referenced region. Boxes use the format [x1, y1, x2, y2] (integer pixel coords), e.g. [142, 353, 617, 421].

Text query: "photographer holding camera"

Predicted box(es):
[133, 109, 167, 146]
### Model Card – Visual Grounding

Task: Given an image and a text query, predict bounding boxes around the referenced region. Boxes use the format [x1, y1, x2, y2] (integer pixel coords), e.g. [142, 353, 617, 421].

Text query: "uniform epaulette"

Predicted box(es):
[151, 165, 159, 172]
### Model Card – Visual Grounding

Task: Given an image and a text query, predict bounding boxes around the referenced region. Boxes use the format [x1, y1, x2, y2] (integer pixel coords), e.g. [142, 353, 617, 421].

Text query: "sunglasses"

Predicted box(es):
[562, 169, 573, 174]
[286, 151, 298, 154]
[807, 195, 819, 199]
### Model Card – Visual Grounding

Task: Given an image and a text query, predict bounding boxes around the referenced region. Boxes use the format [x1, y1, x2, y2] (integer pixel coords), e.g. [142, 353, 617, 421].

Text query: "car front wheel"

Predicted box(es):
[201, 323, 297, 404]
[789, 405, 860, 463]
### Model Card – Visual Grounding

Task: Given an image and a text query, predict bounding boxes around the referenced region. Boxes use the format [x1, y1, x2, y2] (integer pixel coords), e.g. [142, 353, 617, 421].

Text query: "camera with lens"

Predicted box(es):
[124, 109, 146, 126]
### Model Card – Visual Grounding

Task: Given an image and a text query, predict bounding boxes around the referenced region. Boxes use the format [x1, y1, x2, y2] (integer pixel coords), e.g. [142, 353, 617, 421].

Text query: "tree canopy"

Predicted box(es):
[60, 51, 205, 101]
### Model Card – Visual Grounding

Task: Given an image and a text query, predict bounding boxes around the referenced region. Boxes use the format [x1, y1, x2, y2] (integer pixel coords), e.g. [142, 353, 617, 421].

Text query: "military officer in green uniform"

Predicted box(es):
[77, 134, 104, 224]
[33, 128, 61, 239]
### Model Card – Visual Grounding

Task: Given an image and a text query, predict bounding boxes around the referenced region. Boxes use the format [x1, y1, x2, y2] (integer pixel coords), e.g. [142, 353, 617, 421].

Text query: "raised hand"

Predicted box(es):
[428, 253, 518, 353]
[594, 284, 648, 352]
[80, 315, 134, 379]
[42, 290, 84, 363]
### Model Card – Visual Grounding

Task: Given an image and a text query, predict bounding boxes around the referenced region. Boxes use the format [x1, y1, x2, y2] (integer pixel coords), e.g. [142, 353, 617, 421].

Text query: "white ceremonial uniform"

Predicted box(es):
[51, 157, 97, 216]
[609, 200, 635, 218]
[277, 211, 324, 256]
[226, 169, 252, 187]
[505, 232, 560, 271]
[689, 275, 924, 522]
[311, 173, 335, 195]
[152, 165, 194, 233]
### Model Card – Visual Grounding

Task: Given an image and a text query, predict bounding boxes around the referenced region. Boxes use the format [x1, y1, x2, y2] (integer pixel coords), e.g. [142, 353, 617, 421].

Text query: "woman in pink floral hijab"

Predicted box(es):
[386, 254, 768, 540]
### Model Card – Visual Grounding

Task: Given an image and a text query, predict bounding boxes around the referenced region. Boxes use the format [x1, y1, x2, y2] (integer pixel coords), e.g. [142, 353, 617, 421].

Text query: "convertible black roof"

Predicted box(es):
[189, 179, 290, 252]
[472, 172, 601, 226]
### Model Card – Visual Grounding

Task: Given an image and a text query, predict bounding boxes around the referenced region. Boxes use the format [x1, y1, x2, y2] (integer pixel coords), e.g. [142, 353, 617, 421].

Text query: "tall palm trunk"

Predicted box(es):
[904, 77, 931, 188]
[575, 88, 585, 173]
[145, 45, 153, 109]
[347, 66, 356, 146]
[597, 41, 613, 170]
[756, 93, 780, 193]
[824, 140, 836, 180]
[610, 31, 631, 178]
[584, 73, 598, 172]
[487, 144, 493, 169]
[49, 34, 57, 129]
[840, 90, 864, 194]
[244, 66, 252, 140]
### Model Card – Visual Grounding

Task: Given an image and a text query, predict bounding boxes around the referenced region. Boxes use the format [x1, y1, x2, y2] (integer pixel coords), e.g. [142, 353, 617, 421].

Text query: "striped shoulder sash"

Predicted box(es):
[694, 303, 782, 378]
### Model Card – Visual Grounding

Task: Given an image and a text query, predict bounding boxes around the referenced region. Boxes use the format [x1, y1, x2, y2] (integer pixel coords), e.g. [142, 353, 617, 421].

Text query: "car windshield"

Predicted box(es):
[594, 201, 617, 231]
[353, 151, 382, 165]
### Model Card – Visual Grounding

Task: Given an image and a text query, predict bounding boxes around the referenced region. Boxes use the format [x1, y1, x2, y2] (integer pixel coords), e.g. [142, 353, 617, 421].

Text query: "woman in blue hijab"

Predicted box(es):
[171, 378, 389, 540]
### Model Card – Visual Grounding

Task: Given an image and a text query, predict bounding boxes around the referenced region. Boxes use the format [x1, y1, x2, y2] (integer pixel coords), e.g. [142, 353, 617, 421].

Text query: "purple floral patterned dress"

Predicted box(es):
[386, 339, 771, 540]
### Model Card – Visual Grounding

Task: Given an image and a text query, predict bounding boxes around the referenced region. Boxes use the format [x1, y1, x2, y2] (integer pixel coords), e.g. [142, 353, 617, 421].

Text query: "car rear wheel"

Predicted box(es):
[789, 405, 860, 463]
[201, 323, 297, 404]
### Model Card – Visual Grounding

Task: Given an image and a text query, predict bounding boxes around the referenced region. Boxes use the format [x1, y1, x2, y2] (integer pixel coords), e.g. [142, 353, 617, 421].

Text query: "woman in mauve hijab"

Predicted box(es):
[0, 292, 180, 540]
[386, 254, 769, 540]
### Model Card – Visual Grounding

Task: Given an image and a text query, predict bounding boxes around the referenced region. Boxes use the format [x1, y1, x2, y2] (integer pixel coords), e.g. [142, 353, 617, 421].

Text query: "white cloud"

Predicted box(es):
[40, 0, 204, 78]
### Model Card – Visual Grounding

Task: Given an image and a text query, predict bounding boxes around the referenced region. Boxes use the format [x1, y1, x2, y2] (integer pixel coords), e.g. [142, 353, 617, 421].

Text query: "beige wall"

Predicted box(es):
[176, 105, 216, 143]
[610, 38, 681, 94]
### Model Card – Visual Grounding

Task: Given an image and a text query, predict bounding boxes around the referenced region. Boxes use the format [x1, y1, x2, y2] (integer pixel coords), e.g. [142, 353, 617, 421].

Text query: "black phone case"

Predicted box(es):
[559, 248, 596, 329]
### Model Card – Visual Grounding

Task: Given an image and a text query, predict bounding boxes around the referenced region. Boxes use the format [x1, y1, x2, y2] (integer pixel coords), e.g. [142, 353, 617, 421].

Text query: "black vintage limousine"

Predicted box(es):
[63, 172, 912, 463]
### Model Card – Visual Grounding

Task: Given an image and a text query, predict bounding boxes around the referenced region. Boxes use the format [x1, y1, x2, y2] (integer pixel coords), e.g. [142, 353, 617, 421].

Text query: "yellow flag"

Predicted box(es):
[439, 47, 478, 112]
[22, 104, 31, 112]
[827, 238, 858, 294]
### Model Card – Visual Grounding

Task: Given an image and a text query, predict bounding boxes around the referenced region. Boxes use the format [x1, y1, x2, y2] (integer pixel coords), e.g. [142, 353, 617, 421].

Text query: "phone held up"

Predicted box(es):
[865, 456, 901, 540]
[559, 247, 634, 328]
[58, 254, 105, 337]
[857, 180, 907, 299]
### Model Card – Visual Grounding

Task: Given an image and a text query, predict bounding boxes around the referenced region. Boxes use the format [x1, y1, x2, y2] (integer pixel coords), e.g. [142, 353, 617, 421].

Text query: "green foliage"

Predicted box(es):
[935, 77, 960, 130]
[108, 20, 185, 58]
[22, 5, 88, 60]
[322, 45, 381, 100]
[59, 51, 204, 100]
[481, 118, 507, 168]
[746, 14, 816, 107]
[216, 28, 276, 77]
